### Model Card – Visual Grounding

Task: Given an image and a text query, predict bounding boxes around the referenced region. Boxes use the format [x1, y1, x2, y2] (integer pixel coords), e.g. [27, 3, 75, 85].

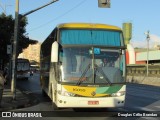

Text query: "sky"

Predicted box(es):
[0, 0, 160, 48]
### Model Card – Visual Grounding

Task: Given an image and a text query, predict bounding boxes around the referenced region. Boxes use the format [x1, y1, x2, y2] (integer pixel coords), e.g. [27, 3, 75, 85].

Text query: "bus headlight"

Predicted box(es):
[58, 90, 75, 97]
[111, 91, 125, 97]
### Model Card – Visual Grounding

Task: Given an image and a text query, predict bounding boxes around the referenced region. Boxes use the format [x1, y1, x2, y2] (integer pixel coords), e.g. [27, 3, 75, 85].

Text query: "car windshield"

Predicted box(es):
[59, 47, 125, 84]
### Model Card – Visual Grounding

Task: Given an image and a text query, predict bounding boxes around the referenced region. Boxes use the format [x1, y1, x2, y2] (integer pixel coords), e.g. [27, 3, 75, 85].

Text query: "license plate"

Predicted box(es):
[88, 101, 99, 105]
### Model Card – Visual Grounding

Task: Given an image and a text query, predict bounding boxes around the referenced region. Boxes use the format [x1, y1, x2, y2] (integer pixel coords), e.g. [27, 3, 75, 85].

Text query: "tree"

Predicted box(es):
[0, 13, 38, 69]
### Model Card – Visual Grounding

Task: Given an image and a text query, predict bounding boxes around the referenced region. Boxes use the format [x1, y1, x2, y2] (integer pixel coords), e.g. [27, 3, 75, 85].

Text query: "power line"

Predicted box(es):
[0, 1, 12, 15]
[28, 0, 86, 32]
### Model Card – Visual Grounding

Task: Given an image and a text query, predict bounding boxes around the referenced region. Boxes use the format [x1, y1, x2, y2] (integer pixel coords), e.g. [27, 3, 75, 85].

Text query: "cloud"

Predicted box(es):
[150, 34, 160, 42]
[130, 40, 146, 48]
[130, 34, 160, 48]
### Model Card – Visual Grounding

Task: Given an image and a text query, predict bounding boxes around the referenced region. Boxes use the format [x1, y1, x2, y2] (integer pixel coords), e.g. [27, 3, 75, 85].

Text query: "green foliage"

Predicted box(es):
[0, 13, 38, 68]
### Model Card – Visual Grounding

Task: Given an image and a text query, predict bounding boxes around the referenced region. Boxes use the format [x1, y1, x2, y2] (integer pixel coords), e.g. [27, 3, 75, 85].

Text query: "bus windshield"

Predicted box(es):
[17, 59, 30, 71]
[59, 47, 125, 84]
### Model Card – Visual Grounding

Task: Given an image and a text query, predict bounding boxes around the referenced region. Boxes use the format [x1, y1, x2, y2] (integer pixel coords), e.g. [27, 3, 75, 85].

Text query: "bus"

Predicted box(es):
[17, 58, 31, 80]
[40, 23, 126, 109]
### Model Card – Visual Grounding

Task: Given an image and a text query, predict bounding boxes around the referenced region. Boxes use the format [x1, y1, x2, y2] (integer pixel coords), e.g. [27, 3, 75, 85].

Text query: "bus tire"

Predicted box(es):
[52, 103, 60, 110]
[25, 77, 28, 80]
[42, 89, 47, 97]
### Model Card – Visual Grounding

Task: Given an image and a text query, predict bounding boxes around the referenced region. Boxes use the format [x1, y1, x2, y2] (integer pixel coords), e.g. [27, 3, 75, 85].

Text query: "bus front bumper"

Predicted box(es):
[56, 94, 125, 108]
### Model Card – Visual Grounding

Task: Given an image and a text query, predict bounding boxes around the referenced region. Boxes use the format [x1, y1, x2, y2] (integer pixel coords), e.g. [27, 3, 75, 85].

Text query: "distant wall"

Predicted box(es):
[127, 65, 160, 77]
[126, 65, 160, 86]
[127, 76, 160, 87]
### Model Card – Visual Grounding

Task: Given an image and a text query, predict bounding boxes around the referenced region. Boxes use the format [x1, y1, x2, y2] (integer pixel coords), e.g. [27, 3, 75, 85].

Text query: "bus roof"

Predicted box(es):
[57, 23, 122, 31]
[17, 58, 29, 62]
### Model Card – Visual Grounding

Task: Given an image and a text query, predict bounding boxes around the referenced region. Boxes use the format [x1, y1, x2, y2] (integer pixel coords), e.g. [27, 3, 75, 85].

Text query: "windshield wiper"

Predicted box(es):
[76, 64, 91, 85]
[94, 64, 112, 86]
[76, 63, 112, 86]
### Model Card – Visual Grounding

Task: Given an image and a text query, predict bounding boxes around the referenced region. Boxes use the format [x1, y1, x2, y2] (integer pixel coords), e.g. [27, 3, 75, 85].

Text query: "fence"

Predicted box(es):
[127, 64, 160, 77]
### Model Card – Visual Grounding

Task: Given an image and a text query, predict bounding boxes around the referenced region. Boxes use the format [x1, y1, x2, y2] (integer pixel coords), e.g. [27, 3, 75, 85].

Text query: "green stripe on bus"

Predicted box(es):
[105, 85, 123, 94]
[95, 87, 109, 94]
[96, 85, 123, 94]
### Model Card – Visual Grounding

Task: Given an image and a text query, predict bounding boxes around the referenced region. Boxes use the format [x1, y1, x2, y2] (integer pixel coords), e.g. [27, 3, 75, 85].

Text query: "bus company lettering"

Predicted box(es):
[73, 88, 86, 92]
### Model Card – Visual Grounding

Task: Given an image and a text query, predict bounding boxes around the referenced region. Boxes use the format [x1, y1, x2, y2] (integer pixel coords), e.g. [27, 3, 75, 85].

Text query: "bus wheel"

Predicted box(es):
[42, 89, 47, 97]
[52, 103, 60, 110]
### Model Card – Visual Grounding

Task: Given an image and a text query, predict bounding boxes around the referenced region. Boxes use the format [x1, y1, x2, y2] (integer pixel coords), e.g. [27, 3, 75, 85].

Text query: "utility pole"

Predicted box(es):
[11, 0, 58, 100]
[11, 0, 19, 100]
[145, 31, 150, 76]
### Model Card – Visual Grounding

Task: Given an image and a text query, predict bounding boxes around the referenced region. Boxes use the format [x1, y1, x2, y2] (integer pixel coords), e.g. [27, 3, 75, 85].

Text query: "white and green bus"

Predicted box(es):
[40, 23, 126, 109]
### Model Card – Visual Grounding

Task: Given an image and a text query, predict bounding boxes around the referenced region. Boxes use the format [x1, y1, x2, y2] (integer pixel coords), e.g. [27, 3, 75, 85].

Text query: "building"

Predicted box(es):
[136, 49, 160, 64]
[18, 42, 41, 64]
[126, 47, 160, 65]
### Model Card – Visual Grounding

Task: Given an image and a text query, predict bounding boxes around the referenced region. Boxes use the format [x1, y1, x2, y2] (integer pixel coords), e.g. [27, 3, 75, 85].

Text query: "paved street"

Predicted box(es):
[1, 1, 160, 120]
[11, 73, 160, 120]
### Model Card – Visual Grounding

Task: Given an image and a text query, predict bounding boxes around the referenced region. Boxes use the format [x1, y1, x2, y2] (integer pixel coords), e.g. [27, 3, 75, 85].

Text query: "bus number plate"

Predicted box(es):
[88, 101, 99, 105]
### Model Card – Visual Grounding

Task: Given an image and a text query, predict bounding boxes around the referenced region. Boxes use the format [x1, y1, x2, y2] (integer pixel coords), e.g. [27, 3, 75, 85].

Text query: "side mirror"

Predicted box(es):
[120, 49, 125, 55]
[122, 50, 125, 55]
[51, 41, 59, 62]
